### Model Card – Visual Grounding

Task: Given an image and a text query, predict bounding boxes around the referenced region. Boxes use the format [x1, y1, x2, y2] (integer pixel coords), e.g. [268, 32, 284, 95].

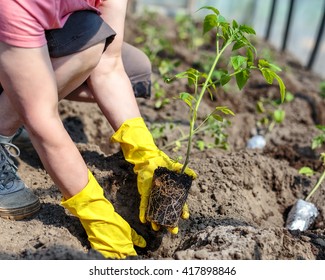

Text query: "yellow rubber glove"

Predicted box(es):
[61, 170, 146, 259]
[111, 117, 197, 234]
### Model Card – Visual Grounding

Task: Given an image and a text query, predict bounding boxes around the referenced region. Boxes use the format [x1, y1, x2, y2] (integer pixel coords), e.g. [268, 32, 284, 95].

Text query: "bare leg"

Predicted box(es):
[0, 41, 105, 198]
[0, 41, 107, 134]
[66, 42, 152, 102]
[86, 1, 141, 131]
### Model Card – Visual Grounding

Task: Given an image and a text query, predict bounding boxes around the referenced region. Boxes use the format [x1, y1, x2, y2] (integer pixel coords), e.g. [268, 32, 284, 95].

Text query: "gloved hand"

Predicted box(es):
[61, 169, 146, 259]
[111, 117, 197, 234]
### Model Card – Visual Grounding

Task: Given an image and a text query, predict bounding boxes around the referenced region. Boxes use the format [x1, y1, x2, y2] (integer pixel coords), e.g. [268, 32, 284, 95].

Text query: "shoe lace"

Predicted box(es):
[0, 141, 20, 190]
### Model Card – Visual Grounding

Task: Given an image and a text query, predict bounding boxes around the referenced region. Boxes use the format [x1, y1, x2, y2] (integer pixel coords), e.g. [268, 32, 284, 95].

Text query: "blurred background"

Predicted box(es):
[129, 0, 325, 79]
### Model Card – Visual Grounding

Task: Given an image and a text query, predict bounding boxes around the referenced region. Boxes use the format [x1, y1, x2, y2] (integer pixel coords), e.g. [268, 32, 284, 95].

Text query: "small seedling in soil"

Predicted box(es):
[247, 92, 294, 149]
[286, 127, 325, 231]
[256, 93, 293, 134]
[147, 6, 286, 229]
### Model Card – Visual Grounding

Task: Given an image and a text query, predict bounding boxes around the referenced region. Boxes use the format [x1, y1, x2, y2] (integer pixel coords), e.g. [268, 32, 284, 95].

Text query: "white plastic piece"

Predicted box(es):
[246, 135, 266, 149]
[286, 199, 319, 231]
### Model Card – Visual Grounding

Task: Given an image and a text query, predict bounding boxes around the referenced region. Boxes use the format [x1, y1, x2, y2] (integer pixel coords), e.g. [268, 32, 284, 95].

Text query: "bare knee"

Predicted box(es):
[52, 41, 106, 98]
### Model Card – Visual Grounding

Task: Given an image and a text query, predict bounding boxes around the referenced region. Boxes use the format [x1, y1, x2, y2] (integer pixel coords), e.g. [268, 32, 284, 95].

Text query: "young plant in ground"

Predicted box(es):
[299, 153, 325, 201]
[286, 149, 324, 231]
[255, 92, 294, 135]
[166, 6, 286, 173]
[146, 6, 286, 229]
[299, 125, 325, 200]
[286, 125, 325, 230]
[311, 125, 325, 150]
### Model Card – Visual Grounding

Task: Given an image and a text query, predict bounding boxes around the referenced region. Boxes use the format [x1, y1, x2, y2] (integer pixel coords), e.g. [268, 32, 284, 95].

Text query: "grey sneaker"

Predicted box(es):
[0, 137, 40, 220]
[12, 126, 32, 148]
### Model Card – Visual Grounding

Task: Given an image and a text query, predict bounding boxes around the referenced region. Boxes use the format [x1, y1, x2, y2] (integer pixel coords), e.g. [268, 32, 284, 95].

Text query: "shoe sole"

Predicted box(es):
[0, 200, 41, 220]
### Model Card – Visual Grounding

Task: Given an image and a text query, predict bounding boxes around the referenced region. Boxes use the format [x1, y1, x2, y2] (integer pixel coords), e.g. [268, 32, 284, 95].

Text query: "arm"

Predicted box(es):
[84, 1, 197, 233]
[0, 43, 89, 198]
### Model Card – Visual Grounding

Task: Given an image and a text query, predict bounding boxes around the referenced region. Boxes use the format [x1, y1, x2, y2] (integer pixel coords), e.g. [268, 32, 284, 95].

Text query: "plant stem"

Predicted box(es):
[181, 40, 232, 173]
[305, 168, 325, 201]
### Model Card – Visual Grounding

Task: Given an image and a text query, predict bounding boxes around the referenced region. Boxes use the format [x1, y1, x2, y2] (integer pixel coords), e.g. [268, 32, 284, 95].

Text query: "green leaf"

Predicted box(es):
[196, 140, 205, 151]
[221, 26, 230, 42]
[256, 101, 265, 113]
[235, 69, 250, 89]
[154, 99, 162, 109]
[232, 20, 239, 29]
[206, 76, 216, 91]
[206, 87, 214, 100]
[158, 60, 174, 76]
[273, 72, 286, 102]
[299, 167, 314, 176]
[220, 73, 231, 86]
[175, 68, 200, 86]
[260, 68, 275, 84]
[231, 55, 247, 70]
[211, 113, 223, 122]
[312, 135, 325, 149]
[273, 109, 285, 123]
[217, 15, 227, 24]
[174, 71, 188, 79]
[259, 116, 269, 126]
[246, 48, 254, 65]
[321, 153, 325, 163]
[179, 92, 196, 109]
[268, 62, 282, 72]
[259, 59, 282, 72]
[198, 6, 220, 15]
[211, 69, 226, 80]
[215, 106, 235, 116]
[258, 59, 270, 68]
[259, 60, 286, 102]
[232, 40, 246, 51]
[203, 14, 218, 34]
[239, 25, 256, 35]
[186, 68, 200, 86]
[285, 92, 294, 102]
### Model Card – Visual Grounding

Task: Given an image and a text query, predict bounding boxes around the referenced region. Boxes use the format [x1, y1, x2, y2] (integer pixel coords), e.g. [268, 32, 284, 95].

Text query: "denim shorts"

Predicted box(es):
[46, 10, 116, 58]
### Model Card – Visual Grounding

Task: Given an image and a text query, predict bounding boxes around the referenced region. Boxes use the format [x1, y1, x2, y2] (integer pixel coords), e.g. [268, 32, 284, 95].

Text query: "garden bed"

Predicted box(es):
[1, 12, 325, 260]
